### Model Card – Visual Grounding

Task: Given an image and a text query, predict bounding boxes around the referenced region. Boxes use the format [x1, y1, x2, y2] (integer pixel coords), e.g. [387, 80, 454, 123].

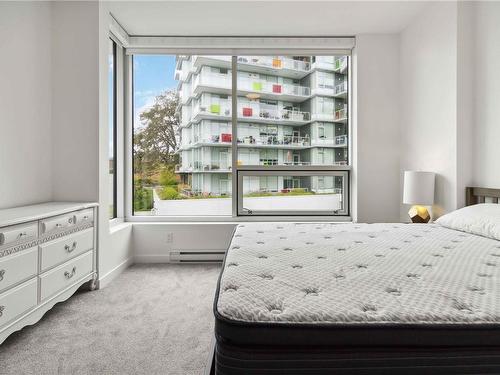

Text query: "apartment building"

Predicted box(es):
[175, 55, 348, 196]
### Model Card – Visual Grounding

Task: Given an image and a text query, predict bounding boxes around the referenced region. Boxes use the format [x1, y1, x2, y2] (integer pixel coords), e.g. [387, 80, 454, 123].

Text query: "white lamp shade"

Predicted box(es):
[403, 171, 435, 205]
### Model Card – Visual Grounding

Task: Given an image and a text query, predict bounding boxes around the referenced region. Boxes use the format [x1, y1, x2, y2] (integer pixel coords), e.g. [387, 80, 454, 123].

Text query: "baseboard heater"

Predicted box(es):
[169, 251, 225, 263]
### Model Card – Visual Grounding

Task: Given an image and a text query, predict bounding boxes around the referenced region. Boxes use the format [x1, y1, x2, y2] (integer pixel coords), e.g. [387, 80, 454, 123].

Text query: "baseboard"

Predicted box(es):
[98, 257, 134, 288]
[134, 254, 171, 263]
[134, 251, 225, 263]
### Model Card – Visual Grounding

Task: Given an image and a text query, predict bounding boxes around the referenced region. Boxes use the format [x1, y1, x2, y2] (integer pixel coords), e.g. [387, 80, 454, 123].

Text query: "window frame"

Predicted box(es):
[109, 38, 118, 220]
[124, 49, 352, 222]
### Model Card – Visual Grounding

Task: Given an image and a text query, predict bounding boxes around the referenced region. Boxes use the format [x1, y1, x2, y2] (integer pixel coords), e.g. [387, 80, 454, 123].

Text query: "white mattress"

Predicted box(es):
[217, 223, 500, 325]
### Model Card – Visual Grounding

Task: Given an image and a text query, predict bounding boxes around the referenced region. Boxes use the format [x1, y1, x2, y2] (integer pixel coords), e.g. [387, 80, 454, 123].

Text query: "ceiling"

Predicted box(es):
[107, 1, 430, 37]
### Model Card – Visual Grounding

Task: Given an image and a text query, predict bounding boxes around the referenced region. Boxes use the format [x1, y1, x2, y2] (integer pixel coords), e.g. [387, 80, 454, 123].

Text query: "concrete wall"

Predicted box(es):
[399, 2, 458, 220]
[0, 2, 53, 209]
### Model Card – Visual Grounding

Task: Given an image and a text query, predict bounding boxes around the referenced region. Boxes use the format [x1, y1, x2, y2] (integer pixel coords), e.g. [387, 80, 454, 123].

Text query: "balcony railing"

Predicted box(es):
[335, 135, 348, 146]
[334, 57, 348, 73]
[240, 78, 310, 97]
[334, 107, 348, 121]
[194, 72, 310, 97]
[335, 81, 348, 96]
[239, 135, 310, 147]
[333, 160, 348, 166]
[240, 104, 311, 122]
[193, 161, 231, 172]
[237, 56, 310, 73]
[194, 100, 311, 123]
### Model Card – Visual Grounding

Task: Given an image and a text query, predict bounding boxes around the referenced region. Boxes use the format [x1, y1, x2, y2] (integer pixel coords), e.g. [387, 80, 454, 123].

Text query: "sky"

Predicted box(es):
[133, 55, 178, 128]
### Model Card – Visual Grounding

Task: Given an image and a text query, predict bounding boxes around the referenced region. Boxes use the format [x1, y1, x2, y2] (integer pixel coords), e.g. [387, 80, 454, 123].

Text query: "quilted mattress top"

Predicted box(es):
[216, 223, 500, 325]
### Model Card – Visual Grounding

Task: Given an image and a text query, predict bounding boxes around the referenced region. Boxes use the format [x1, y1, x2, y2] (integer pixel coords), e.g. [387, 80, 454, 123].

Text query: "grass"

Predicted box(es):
[244, 189, 314, 198]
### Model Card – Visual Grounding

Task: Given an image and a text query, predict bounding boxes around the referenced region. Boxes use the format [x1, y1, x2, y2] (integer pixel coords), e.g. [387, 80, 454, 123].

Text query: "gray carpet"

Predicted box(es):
[0, 264, 221, 375]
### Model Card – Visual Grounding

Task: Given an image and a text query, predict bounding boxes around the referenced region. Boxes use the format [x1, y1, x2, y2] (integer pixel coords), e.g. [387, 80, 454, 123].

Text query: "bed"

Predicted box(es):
[210, 187, 500, 374]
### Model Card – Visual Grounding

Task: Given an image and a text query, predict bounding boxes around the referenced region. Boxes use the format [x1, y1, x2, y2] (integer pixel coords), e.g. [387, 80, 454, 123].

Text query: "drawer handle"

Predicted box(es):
[0, 269, 4, 282]
[17, 232, 27, 239]
[64, 242, 77, 253]
[83, 215, 89, 220]
[0, 306, 4, 318]
[64, 267, 77, 279]
[56, 223, 63, 228]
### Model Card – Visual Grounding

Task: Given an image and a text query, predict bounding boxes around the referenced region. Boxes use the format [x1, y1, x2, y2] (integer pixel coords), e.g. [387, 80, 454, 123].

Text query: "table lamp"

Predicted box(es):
[403, 171, 435, 223]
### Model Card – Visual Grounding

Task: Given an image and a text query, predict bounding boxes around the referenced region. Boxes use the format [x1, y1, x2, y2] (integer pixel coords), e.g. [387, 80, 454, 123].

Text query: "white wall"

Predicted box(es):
[51, 1, 100, 202]
[469, 2, 500, 189]
[0, 2, 53, 209]
[353, 34, 400, 223]
[133, 223, 235, 262]
[97, 2, 134, 284]
[0, 1, 131, 286]
[399, 2, 458, 220]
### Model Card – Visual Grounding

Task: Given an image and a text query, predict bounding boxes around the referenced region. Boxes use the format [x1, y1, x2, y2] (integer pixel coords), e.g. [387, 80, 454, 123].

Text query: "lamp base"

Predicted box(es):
[408, 205, 430, 223]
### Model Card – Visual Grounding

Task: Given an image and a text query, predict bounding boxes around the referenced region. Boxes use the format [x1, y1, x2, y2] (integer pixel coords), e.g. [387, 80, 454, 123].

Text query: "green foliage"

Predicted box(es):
[134, 186, 153, 211]
[159, 169, 178, 187]
[158, 186, 179, 200]
[288, 188, 312, 195]
[244, 191, 274, 197]
[134, 91, 180, 171]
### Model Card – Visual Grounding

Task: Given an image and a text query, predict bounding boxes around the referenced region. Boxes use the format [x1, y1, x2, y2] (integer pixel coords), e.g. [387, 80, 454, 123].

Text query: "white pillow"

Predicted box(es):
[436, 203, 500, 241]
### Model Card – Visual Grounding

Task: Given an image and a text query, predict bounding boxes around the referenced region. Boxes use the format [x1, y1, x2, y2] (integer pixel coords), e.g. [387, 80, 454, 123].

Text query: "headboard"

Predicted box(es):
[466, 187, 500, 206]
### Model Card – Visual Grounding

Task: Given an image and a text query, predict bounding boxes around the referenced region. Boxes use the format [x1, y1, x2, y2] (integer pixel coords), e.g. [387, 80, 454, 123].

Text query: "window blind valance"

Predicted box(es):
[125, 36, 355, 55]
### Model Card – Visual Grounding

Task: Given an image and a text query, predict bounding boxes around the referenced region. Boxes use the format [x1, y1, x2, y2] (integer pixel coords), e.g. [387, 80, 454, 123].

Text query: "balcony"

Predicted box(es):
[335, 135, 348, 146]
[238, 135, 310, 149]
[334, 107, 348, 123]
[334, 57, 348, 74]
[192, 72, 310, 102]
[311, 135, 347, 147]
[237, 56, 310, 78]
[192, 160, 231, 173]
[192, 99, 311, 125]
[191, 55, 310, 79]
[333, 81, 348, 99]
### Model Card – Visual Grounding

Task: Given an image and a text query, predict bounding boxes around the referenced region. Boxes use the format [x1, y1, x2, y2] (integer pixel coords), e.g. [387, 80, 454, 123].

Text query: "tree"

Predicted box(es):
[134, 90, 180, 174]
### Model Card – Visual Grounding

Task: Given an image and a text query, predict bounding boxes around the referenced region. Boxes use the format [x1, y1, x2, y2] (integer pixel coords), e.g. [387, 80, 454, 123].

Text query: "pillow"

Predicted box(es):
[436, 203, 500, 241]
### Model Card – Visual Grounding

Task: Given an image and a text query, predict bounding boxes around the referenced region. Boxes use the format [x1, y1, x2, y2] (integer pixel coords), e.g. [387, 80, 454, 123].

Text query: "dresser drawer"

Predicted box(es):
[0, 247, 38, 293]
[39, 251, 93, 301]
[0, 278, 37, 328]
[74, 208, 94, 226]
[0, 222, 38, 247]
[40, 213, 76, 235]
[40, 228, 94, 272]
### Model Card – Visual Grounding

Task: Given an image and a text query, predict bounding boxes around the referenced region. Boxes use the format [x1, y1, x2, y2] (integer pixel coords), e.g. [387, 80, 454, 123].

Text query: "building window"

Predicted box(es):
[131, 54, 349, 217]
[108, 38, 117, 219]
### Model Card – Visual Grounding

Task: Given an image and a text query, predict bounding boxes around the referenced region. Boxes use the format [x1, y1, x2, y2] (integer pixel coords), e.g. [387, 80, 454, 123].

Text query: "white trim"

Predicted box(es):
[126, 216, 352, 223]
[98, 257, 133, 288]
[124, 54, 134, 221]
[109, 14, 130, 47]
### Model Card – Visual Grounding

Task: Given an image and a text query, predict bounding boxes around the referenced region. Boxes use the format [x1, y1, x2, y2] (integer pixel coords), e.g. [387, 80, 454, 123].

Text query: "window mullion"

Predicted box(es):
[231, 56, 238, 217]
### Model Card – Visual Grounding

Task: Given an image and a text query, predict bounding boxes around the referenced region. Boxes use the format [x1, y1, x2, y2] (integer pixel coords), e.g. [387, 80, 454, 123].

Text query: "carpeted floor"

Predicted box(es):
[0, 264, 221, 375]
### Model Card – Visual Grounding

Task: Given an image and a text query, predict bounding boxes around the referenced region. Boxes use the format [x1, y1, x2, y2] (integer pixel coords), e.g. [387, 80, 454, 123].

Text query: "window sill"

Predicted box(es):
[125, 215, 352, 223]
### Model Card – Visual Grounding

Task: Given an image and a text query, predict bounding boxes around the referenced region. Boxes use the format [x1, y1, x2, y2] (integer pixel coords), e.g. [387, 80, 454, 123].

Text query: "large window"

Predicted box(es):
[131, 54, 349, 217]
[108, 38, 117, 219]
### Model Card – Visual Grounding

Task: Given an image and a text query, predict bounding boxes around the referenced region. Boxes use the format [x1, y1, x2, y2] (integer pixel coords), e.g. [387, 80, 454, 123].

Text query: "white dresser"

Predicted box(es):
[0, 202, 98, 345]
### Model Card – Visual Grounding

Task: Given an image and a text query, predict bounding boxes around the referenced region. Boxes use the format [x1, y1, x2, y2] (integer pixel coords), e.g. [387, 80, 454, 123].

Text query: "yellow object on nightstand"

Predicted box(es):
[408, 205, 431, 223]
